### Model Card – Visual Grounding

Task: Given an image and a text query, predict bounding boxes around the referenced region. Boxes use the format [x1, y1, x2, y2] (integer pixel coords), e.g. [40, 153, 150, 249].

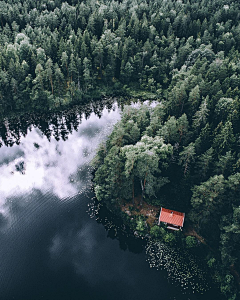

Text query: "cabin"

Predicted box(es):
[158, 207, 185, 231]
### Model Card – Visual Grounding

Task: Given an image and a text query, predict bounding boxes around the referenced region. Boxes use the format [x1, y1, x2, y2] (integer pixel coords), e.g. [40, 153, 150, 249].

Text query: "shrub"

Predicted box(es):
[185, 236, 197, 248]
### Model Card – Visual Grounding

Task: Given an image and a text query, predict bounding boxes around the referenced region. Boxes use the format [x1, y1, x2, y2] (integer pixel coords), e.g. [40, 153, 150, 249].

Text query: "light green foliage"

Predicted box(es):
[214, 97, 234, 120]
[188, 85, 201, 112]
[91, 142, 106, 169]
[150, 225, 162, 238]
[157, 113, 189, 145]
[192, 97, 209, 130]
[36, 48, 46, 65]
[207, 257, 216, 268]
[163, 233, 176, 246]
[220, 275, 237, 300]
[227, 173, 240, 197]
[213, 121, 236, 153]
[185, 236, 197, 248]
[158, 116, 178, 144]
[120, 61, 134, 83]
[121, 105, 151, 133]
[136, 217, 146, 232]
[107, 125, 126, 148]
[121, 135, 172, 198]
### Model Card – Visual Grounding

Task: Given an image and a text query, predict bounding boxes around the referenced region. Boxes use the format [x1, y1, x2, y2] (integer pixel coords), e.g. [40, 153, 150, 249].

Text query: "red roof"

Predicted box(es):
[159, 207, 185, 227]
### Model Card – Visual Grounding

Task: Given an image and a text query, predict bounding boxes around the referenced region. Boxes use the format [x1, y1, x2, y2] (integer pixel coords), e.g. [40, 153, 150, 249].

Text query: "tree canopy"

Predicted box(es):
[93, 96, 240, 300]
[1, 0, 240, 299]
[1, 0, 240, 116]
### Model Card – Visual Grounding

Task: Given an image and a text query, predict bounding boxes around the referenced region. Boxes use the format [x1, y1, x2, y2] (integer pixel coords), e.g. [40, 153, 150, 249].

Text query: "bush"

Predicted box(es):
[207, 257, 216, 268]
[150, 225, 162, 238]
[185, 236, 197, 248]
[136, 217, 146, 232]
[164, 233, 176, 246]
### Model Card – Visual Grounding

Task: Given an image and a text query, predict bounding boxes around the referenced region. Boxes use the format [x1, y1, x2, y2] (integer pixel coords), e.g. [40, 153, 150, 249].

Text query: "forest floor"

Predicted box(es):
[120, 195, 159, 226]
[120, 197, 214, 249]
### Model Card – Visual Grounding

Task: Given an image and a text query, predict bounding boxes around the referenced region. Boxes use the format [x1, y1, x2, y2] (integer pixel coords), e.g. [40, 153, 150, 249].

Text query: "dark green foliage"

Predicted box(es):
[185, 236, 197, 249]
[150, 225, 162, 238]
[93, 66, 240, 300]
[1, 0, 240, 298]
[1, 0, 240, 117]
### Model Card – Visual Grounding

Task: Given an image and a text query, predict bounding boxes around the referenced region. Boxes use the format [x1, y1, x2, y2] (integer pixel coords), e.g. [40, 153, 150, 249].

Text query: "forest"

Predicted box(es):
[1, 0, 240, 115]
[1, 0, 240, 299]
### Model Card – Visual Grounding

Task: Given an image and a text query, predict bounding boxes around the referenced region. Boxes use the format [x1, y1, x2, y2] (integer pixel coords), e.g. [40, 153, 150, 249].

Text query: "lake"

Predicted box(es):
[0, 101, 219, 300]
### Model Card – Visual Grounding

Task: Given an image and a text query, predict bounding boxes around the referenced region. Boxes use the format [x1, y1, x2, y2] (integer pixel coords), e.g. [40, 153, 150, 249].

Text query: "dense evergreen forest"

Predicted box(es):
[1, 0, 240, 115]
[93, 99, 240, 299]
[1, 0, 240, 299]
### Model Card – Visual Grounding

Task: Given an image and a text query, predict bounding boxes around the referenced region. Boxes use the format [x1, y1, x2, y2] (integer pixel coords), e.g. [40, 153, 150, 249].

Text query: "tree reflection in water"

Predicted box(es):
[87, 196, 145, 254]
[0, 99, 116, 148]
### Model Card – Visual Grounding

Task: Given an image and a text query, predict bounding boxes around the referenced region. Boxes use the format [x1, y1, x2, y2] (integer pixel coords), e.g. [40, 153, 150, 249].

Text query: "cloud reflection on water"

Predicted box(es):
[0, 105, 120, 216]
[49, 221, 134, 284]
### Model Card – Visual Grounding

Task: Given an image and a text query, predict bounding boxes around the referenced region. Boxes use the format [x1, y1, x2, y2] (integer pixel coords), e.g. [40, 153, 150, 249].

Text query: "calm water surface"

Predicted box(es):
[0, 104, 216, 300]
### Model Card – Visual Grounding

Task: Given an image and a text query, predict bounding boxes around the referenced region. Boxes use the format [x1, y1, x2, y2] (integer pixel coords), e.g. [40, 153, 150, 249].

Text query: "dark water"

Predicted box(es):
[0, 103, 218, 300]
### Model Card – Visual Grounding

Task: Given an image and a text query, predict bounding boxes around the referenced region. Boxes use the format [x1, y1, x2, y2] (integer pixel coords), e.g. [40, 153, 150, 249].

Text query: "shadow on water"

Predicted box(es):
[88, 196, 145, 254]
